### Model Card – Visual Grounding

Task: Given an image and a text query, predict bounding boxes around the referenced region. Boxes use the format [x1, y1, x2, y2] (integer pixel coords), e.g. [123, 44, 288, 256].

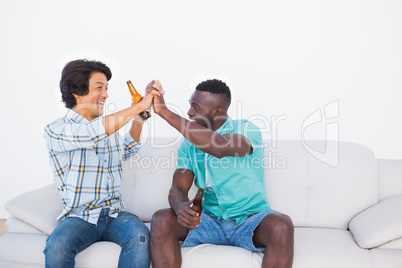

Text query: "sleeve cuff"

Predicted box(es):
[124, 132, 142, 151]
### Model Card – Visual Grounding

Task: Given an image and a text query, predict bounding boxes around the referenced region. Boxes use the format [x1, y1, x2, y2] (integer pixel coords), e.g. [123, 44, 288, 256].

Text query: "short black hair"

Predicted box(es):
[196, 79, 231, 102]
[60, 59, 112, 109]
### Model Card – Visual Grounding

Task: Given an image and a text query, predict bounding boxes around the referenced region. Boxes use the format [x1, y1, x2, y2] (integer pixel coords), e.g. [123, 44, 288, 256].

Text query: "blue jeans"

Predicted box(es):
[44, 209, 150, 268]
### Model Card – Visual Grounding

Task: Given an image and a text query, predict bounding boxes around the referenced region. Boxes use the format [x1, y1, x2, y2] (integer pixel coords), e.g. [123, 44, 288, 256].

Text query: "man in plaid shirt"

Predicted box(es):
[44, 59, 162, 267]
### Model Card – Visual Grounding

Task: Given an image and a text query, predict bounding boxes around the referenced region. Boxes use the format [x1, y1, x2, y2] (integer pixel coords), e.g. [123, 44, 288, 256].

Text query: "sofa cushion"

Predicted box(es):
[284, 228, 371, 268]
[0, 234, 48, 267]
[349, 195, 402, 249]
[0, 233, 121, 268]
[369, 248, 402, 268]
[178, 228, 372, 268]
[264, 140, 379, 229]
[181, 244, 253, 268]
[4, 184, 62, 235]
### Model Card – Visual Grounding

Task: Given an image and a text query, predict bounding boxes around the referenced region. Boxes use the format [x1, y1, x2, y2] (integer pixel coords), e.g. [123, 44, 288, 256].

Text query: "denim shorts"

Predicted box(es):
[181, 209, 277, 252]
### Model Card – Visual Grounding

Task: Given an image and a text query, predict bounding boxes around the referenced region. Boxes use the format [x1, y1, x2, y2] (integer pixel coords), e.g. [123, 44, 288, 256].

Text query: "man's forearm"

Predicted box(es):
[102, 88, 160, 136]
[158, 108, 229, 157]
[102, 106, 143, 136]
[129, 116, 145, 143]
[168, 186, 190, 215]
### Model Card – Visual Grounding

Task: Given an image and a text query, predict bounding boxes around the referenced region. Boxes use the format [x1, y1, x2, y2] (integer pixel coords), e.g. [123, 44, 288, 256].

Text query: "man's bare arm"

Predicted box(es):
[169, 169, 201, 230]
[102, 89, 160, 136]
[151, 81, 252, 158]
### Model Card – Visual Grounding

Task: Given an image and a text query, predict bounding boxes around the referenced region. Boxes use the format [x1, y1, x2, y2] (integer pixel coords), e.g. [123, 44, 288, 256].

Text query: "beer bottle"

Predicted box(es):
[126, 80, 151, 120]
[190, 188, 204, 214]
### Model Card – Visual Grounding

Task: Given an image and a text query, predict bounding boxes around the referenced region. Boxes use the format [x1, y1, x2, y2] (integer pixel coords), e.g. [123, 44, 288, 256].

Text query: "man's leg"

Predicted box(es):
[104, 211, 150, 268]
[44, 217, 101, 268]
[253, 212, 294, 268]
[150, 208, 189, 268]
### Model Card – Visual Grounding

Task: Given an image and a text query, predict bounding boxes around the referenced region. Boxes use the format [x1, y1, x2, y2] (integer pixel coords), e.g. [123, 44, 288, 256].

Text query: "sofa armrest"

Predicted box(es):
[4, 184, 62, 236]
[6, 216, 44, 235]
[349, 195, 402, 249]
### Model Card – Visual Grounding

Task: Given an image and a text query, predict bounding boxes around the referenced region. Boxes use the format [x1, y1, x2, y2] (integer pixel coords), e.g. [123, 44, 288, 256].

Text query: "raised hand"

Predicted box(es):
[149, 80, 167, 115]
[146, 80, 165, 95]
[138, 89, 160, 111]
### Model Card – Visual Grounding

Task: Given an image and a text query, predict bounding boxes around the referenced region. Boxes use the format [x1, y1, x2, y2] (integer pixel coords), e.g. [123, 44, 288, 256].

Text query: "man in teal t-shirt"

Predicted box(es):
[150, 79, 294, 268]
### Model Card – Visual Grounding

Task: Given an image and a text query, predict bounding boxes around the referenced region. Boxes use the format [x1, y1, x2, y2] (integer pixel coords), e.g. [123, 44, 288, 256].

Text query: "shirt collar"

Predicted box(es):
[215, 116, 233, 134]
[65, 109, 90, 124]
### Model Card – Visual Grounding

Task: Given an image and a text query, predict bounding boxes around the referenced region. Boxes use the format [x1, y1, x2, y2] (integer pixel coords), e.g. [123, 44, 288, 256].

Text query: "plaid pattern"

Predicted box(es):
[44, 109, 140, 225]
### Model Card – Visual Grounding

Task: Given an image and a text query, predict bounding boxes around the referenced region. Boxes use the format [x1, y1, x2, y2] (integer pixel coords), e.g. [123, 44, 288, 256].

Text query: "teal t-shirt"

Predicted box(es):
[176, 117, 270, 224]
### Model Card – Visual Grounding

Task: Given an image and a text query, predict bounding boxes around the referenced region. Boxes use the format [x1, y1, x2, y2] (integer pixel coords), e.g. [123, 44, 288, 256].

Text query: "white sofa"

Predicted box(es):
[1, 138, 402, 268]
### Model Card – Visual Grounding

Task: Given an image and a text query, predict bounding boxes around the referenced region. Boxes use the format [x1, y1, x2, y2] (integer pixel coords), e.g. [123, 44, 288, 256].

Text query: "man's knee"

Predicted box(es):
[127, 226, 149, 247]
[268, 213, 294, 235]
[254, 212, 294, 247]
[117, 215, 150, 248]
[122, 231, 149, 252]
[263, 213, 294, 246]
[45, 233, 73, 253]
[151, 209, 177, 233]
[44, 235, 76, 266]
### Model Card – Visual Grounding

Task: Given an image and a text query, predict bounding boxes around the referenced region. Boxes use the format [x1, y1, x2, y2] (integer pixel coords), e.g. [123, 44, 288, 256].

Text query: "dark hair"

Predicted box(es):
[60, 59, 112, 109]
[196, 79, 231, 103]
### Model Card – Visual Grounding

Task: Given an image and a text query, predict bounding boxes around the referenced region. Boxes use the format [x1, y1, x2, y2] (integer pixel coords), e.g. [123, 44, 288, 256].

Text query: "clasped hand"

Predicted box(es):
[142, 80, 167, 115]
[130, 80, 165, 120]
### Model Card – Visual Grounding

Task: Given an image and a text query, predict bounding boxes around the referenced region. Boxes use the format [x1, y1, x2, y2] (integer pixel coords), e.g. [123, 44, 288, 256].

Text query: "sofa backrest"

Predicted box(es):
[121, 138, 380, 230]
[264, 140, 379, 230]
[378, 159, 402, 200]
[120, 137, 187, 222]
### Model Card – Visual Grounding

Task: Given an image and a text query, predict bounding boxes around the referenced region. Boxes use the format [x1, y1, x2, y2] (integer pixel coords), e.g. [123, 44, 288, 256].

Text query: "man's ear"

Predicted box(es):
[72, 93, 81, 104]
[215, 108, 224, 116]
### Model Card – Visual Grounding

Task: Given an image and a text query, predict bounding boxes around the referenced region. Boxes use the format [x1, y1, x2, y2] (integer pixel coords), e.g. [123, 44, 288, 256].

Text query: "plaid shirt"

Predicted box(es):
[44, 109, 140, 225]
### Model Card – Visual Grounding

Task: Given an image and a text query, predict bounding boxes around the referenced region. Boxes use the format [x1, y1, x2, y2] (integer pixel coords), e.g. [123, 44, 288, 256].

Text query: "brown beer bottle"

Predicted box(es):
[126, 80, 151, 120]
[190, 188, 204, 214]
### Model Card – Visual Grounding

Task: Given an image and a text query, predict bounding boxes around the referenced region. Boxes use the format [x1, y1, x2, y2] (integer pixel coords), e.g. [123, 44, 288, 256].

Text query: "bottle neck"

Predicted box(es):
[128, 83, 139, 95]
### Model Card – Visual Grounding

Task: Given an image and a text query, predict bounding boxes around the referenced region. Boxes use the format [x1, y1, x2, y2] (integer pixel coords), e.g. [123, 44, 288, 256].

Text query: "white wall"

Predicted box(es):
[1, 0, 401, 218]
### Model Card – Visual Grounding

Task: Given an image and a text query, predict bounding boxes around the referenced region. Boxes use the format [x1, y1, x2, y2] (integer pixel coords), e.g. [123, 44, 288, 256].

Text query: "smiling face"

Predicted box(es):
[187, 90, 227, 130]
[73, 72, 108, 121]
